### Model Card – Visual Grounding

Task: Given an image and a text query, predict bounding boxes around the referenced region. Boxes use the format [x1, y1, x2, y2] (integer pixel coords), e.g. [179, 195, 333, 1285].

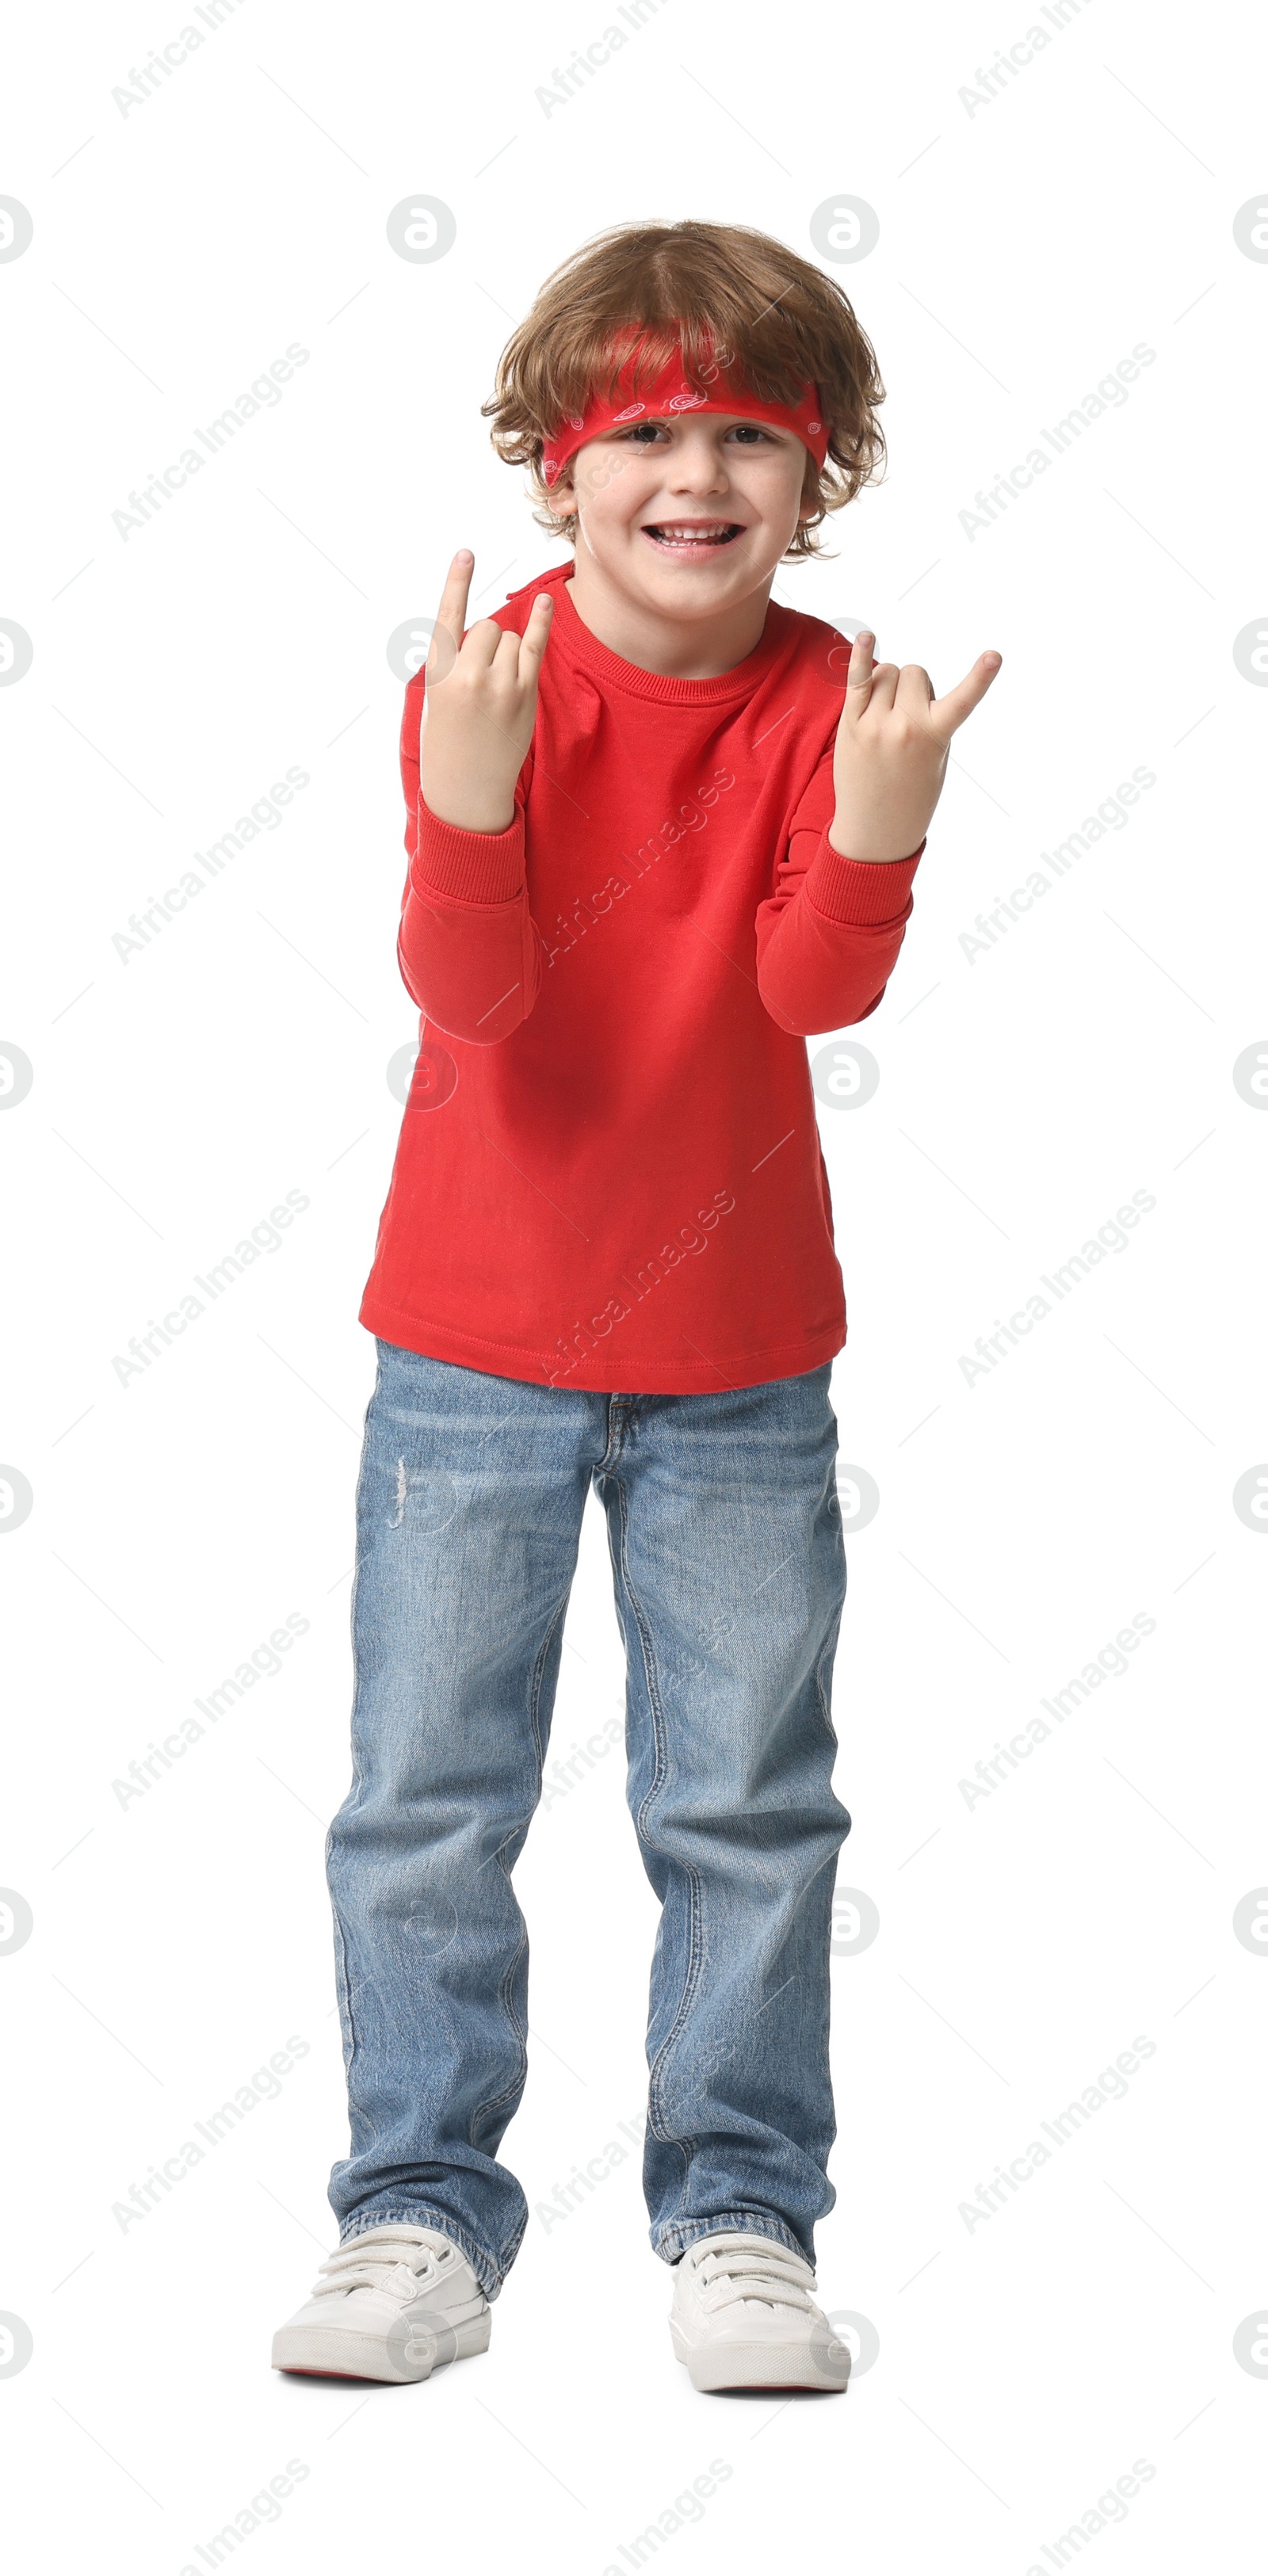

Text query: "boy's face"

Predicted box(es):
[548, 415, 812, 622]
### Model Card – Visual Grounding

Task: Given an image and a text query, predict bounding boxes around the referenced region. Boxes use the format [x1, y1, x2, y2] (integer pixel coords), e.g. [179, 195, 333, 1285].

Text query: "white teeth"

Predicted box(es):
[647, 525, 735, 542]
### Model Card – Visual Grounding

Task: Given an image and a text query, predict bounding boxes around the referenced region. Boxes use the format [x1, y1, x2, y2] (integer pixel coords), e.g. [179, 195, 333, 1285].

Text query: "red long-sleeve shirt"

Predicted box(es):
[358, 561, 924, 1392]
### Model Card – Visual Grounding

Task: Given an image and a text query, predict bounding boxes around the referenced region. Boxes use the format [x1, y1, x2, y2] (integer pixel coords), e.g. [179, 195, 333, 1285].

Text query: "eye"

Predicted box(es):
[623, 421, 669, 444]
[728, 422, 774, 444]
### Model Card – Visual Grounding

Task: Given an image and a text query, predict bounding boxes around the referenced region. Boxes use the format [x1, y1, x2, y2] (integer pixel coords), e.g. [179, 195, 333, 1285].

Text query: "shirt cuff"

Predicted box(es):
[804, 833, 926, 927]
[413, 800, 525, 904]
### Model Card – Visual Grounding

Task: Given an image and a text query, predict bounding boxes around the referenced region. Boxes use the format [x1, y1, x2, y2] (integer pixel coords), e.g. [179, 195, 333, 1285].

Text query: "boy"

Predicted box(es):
[272, 219, 999, 2393]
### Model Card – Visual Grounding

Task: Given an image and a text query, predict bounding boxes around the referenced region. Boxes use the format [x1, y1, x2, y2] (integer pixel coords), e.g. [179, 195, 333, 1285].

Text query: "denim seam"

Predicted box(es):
[331, 1373, 378, 2100]
[329, 1883, 358, 2089]
[468, 1601, 565, 2141]
[610, 1471, 699, 2196]
[470, 1916, 530, 2135]
[472, 1628, 562, 2133]
[339, 2204, 510, 2297]
[813, 1630, 840, 1748]
[528, 1588, 570, 1777]
[645, 1858, 702, 2212]
[813, 1513, 846, 1745]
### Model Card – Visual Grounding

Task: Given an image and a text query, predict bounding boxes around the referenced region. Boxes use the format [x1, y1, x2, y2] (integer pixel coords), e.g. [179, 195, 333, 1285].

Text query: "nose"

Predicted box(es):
[664, 426, 730, 496]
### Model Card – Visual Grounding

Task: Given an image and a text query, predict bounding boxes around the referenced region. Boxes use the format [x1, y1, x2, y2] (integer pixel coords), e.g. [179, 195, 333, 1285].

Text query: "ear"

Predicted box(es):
[543, 469, 578, 523]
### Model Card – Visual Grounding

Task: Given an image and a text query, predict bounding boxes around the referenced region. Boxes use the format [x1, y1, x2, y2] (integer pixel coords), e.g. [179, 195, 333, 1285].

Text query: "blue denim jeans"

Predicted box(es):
[326, 1338, 850, 2297]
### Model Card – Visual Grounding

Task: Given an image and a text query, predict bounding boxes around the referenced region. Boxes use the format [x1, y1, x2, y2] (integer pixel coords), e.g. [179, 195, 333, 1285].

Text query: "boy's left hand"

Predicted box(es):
[829, 634, 1003, 862]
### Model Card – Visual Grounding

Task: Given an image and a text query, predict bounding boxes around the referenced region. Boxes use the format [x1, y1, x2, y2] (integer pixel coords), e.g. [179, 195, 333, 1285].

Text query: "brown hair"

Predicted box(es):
[482, 218, 887, 559]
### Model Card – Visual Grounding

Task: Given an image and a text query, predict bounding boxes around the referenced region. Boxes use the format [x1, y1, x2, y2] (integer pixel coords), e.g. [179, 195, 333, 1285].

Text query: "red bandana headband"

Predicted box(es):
[541, 342, 828, 485]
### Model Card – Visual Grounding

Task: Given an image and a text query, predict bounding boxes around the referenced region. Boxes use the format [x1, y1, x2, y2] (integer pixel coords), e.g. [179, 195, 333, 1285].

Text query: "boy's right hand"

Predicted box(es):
[418, 549, 554, 834]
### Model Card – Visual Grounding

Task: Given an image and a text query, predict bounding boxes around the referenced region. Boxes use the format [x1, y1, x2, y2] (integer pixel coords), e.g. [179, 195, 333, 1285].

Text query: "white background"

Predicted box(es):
[2, 0, 1266, 2566]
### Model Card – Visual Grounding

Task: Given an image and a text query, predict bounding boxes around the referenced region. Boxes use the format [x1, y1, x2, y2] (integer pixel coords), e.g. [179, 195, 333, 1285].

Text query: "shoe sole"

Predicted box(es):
[272, 2310, 491, 2384]
[670, 2323, 850, 2394]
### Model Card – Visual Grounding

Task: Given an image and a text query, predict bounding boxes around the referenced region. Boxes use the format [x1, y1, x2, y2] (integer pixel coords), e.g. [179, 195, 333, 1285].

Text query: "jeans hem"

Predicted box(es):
[337, 2204, 512, 2299]
[652, 2210, 812, 2268]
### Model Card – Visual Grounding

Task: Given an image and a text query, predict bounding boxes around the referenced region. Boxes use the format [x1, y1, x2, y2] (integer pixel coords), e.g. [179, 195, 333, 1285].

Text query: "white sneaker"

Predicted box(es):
[669, 2231, 851, 2392]
[271, 2223, 491, 2383]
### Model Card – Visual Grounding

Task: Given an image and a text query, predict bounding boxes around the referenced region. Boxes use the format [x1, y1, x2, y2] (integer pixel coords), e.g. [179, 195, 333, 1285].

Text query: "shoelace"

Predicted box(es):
[689, 2233, 817, 2315]
[311, 2226, 454, 2304]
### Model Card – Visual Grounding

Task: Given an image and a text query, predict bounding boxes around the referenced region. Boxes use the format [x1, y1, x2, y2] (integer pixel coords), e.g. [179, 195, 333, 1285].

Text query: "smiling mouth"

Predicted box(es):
[641, 521, 744, 550]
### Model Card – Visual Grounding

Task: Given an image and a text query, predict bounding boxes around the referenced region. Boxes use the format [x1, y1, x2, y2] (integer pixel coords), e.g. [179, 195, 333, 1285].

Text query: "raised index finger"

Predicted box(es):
[429, 548, 475, 677]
